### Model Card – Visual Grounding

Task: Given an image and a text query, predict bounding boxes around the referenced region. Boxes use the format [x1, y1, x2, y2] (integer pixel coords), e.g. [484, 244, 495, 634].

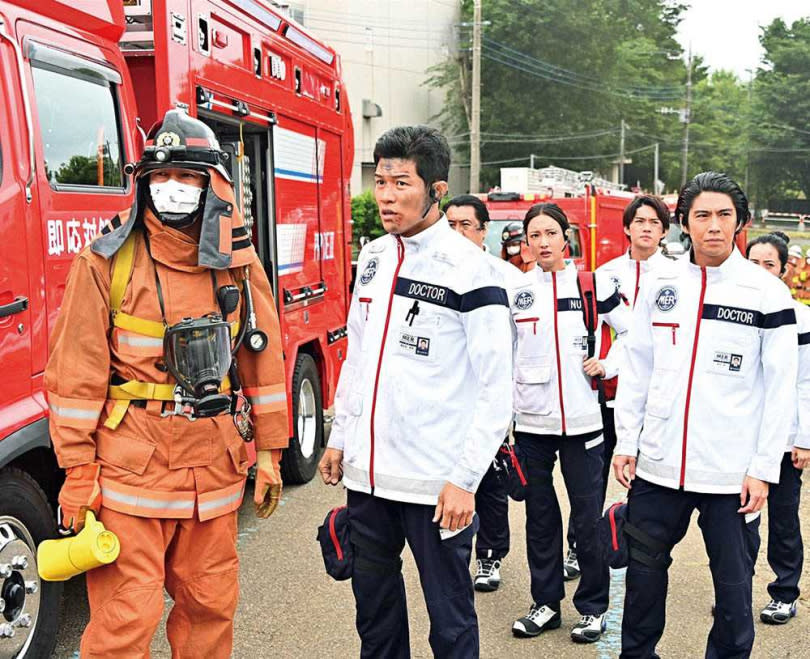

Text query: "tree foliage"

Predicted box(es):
[351, 190, 384, 248]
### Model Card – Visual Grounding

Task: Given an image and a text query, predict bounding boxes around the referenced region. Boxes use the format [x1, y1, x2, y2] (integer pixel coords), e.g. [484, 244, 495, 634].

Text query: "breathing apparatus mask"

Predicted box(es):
[505, 243, 521, 256]
[163, 314, 232, 417]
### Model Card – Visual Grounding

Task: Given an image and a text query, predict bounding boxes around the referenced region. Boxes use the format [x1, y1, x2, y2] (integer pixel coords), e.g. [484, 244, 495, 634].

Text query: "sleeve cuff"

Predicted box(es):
[614, 440, 639, 457]
[326, 430, 345, 451]
[448, 465, 482, 494]
[253, 413, 289, 451]
[747, 456, 781, 484]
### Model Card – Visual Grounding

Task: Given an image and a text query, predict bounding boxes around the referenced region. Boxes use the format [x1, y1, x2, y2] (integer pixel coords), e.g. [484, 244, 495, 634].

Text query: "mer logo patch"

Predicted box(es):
[713, 351, 743, 372]
[655, 286, 678, 312]
[513, 290, 535, 311]
[359, 258, 378, 285]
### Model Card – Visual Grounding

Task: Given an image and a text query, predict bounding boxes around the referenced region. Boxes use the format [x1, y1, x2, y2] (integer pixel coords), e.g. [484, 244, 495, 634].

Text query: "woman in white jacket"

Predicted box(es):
[746, 232, 810, 625]
[509, 203, 630, 644]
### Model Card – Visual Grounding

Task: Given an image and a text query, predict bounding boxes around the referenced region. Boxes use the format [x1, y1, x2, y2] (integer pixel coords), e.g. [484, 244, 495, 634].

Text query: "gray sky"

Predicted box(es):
[676, 0, 809, 78]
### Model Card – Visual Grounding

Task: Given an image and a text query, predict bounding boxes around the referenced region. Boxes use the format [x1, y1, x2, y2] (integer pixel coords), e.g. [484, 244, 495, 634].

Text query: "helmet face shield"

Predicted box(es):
[164, 315, 232, 404]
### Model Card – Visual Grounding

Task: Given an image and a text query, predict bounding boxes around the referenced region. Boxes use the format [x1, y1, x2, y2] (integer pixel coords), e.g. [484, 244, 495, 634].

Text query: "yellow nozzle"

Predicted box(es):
[37, 511, 120, 582]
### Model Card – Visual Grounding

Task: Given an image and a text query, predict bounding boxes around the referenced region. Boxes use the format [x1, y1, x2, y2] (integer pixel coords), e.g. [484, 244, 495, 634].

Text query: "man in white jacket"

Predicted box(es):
[613, 172, 798, 658]
[445, 193, 524, 594]
[319, 126, 513, 658]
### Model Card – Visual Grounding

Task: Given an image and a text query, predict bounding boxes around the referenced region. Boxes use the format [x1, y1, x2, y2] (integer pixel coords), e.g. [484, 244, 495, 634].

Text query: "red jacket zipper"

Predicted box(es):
[329, 505, 347, 560]
[368, 237, 405, 492]
[680, 267, 707, 487]
[652, 322, 680, 345]
[633, 260, 641, 307]
[551, 272, 567, 434]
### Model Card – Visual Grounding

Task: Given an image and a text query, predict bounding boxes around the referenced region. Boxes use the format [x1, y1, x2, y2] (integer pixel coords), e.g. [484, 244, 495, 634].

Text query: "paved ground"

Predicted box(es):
[53, 459, 809, 658]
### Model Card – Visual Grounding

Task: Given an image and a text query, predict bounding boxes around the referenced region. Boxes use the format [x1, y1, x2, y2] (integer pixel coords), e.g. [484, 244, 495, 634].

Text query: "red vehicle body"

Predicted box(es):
[0, 1, 352, 654]
[480, 189, 749, 270]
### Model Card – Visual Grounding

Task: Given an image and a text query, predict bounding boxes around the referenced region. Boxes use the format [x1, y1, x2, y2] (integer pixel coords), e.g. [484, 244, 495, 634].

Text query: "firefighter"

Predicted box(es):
[319, 126, 513, 657]
[564, 194, 673, 581]
[746, 232, 810, 625]
[509, 203, 631, 643]
[446, 194, 524, 593]
[614, 172, 797, 658]
[45, 110, 287, 658]
[501, 221, 537, 272]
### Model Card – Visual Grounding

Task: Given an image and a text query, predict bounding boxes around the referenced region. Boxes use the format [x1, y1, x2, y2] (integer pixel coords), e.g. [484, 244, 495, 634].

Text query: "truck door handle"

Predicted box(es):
[0, 296, 28, 318]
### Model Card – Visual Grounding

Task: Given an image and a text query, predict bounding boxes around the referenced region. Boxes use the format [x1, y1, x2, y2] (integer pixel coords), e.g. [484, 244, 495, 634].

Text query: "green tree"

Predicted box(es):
[428, 0, 690, 192]
[351, 190, 384, 250]
[751, 17, 810, 204]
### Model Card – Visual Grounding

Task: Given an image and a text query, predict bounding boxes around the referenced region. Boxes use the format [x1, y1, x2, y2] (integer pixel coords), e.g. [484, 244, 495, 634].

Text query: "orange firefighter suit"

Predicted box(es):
[45, 152, 287, 655]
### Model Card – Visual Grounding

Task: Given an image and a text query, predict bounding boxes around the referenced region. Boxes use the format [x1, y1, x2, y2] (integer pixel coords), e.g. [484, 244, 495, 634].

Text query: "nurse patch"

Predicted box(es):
[655, 286, 678, 312]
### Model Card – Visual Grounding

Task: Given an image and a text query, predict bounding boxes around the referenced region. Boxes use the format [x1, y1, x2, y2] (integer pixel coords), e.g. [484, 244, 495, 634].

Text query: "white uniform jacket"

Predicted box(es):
[509, 261, 631, 437]
[789, 300, 810, 450]
[598, 249, 673, 307]
[615, 249, 798, 492]
[328, 218, 514, 505]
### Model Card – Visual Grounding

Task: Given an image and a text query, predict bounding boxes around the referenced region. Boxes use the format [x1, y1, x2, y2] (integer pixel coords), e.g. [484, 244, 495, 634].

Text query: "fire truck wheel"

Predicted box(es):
[282, 353, 324, 484]
[0, 467, 62, 659]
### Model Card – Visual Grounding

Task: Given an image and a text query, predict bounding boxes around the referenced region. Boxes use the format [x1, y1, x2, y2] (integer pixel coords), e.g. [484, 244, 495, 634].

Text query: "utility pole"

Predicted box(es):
[654, 142, 659, 194]
[469, 0, 482, 193]
[681, 46, 692, 187]
[619, 118, 626, 185]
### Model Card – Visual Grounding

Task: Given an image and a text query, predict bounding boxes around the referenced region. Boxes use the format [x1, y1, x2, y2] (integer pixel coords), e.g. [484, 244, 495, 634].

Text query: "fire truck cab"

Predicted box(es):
[0, 1, 352, 654]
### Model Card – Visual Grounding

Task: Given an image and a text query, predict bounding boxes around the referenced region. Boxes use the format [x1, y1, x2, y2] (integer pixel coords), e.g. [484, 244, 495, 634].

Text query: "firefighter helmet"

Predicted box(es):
[501, 221, 525, 245]
[134, 109, 231, 182]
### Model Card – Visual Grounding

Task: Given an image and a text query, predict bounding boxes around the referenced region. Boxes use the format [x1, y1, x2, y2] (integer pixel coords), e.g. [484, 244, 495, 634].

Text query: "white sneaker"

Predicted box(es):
[760, 599, 798, 625]
[474, 558, 502, 592]
[563, 548, 581, 581]
[512, 603, 561, 637]
[570, 613, 607, 643]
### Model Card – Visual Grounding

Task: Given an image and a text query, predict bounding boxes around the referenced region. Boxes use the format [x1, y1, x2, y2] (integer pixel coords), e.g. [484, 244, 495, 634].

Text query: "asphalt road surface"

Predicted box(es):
[53, 459, 809, 658]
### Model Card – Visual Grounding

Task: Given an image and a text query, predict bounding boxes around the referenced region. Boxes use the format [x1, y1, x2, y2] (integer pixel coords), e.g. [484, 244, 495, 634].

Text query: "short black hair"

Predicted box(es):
[623, 195, 671, 234]
[524, 202, 569, 236]
[373, 125, 451, 188]
[675, 171, 750, 232]
[445, 194, 490, 228]
[746, 232, 789, 275]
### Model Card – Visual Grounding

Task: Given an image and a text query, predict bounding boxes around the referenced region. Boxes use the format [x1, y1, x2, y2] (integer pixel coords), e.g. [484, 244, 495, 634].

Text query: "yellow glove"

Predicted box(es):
[254, 449, 283, 518]
[58, 463, 102, 533]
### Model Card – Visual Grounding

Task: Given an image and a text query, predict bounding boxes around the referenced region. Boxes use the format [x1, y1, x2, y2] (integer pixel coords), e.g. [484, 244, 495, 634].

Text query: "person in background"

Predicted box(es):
[509, 203, 630, 644]
[446, 194, 524, 593]
[564, 195, 673, 581]
[614, 172, 798, 658]
[746, 231, 810, 625]
[501, 221, 537, 272]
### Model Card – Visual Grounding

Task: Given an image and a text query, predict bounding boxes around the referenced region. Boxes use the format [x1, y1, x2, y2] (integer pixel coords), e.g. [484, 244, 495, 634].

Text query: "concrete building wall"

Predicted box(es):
[279, 1, 463, 195]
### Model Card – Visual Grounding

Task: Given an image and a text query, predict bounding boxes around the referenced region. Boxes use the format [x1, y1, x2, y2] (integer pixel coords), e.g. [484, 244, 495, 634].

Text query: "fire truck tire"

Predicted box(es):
[0, 467, 62, 659]
[281, 353, 324, 484]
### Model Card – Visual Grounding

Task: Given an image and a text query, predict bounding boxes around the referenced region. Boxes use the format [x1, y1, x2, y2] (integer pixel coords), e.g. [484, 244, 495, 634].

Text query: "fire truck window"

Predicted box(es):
[31, 65, 124, 189]
[567, 225, 582, 258]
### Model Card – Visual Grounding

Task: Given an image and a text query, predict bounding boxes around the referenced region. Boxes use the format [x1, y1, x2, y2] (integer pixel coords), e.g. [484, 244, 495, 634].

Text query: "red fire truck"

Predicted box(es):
[0, 0, 352, 653]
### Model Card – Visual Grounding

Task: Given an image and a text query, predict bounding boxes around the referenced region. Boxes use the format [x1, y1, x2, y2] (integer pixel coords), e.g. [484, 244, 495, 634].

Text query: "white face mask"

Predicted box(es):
[150, 179, 204, 215]
[506, 243, 521, 256]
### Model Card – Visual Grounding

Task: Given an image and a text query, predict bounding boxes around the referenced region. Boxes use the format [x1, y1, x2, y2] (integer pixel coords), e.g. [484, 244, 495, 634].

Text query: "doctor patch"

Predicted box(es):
[360, 258, 379, 285]
[655, 286, 678, 312]
[514, 290, 535, 311]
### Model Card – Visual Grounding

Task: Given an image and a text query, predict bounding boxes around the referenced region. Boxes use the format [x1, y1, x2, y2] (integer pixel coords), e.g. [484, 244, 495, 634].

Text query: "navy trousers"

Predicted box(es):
[347, 489, 479, 659]
[474, 461, 510, 560]
[515, 431, 610, 614]
[567, 405, 616, 550]
[764, 451, 804, 603]
[621, 478, 759, 659]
